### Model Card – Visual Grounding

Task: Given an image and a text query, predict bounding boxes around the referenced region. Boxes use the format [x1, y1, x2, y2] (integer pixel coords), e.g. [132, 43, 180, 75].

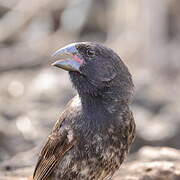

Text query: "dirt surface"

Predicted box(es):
[1, 147, 180, 180]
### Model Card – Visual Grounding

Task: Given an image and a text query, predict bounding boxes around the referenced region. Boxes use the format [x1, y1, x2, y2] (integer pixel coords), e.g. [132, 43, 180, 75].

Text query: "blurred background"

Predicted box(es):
[0, 0, 180, 169]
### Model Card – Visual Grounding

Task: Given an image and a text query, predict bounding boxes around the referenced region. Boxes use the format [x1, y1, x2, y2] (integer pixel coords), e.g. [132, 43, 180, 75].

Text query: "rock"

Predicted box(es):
[113, 146, 180, 180]
[1, 146, 180, 180]
[114, 161, 180, 180]
[0, 167, 33, 180]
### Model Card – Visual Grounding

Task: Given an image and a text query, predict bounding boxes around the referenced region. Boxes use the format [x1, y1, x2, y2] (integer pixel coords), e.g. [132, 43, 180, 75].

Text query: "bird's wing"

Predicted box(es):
[33, 131, 76, 180]
[33, 96, 80, 180]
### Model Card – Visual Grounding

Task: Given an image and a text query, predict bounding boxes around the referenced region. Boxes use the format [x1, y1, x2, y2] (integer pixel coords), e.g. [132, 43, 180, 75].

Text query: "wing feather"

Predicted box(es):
[33, 132, 76, 180]
[33, 96, 80, 180]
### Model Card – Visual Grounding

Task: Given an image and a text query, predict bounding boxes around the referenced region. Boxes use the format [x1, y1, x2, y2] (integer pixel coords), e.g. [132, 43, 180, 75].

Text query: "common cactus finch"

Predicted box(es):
[33, 42, 135, 180]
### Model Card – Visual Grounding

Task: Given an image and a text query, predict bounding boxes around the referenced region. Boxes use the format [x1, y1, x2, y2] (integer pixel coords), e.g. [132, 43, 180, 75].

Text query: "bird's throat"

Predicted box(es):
[80, 93, 126, 117]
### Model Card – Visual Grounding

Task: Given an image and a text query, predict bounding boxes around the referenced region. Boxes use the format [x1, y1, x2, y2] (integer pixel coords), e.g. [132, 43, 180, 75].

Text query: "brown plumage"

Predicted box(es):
[33, 42, 135, 180]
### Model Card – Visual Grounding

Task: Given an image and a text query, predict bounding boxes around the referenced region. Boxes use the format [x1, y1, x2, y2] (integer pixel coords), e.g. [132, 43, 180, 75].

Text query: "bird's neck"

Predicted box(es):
[80, 92, 127, 116]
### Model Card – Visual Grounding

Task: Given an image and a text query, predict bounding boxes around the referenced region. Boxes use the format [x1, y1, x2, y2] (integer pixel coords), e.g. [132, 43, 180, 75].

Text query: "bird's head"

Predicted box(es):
[52, 42, 133, 101]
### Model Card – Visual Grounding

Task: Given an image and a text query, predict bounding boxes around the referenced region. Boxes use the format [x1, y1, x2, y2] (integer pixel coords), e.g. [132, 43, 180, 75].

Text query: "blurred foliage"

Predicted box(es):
[0, 0, 180, 165]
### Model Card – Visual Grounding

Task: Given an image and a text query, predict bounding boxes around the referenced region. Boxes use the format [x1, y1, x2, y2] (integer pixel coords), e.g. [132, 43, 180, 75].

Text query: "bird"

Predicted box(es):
[33, 42, 135, 180]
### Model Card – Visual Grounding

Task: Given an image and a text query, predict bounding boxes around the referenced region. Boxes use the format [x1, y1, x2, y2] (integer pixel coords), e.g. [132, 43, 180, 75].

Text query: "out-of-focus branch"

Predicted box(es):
[0, 0, 64, 42]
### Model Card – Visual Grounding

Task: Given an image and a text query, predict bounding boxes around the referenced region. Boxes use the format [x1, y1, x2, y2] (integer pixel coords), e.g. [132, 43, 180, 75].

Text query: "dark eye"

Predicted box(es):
[87, 49, 95, 57]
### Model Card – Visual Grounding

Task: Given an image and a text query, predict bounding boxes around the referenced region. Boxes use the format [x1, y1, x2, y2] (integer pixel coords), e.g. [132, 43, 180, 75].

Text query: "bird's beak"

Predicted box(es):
[51, 43, 83, 72]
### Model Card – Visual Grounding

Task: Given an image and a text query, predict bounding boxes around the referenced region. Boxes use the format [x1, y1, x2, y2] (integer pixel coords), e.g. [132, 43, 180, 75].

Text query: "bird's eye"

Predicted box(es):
[87, 49, 95, 57]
